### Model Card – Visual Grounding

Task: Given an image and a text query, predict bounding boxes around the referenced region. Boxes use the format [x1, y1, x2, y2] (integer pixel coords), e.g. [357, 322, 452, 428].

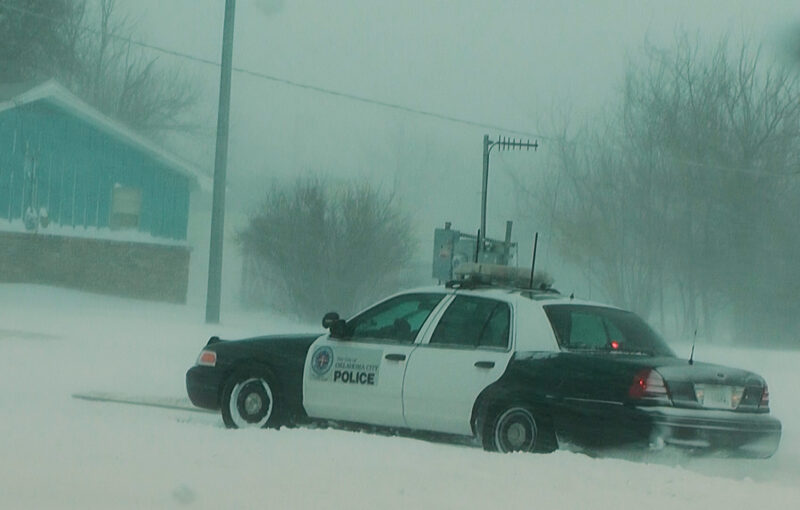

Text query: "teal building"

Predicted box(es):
[0, 81, 205, 302]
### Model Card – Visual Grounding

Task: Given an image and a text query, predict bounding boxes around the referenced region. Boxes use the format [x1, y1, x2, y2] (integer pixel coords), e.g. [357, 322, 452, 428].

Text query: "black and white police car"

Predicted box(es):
[186, 264, 781, 457]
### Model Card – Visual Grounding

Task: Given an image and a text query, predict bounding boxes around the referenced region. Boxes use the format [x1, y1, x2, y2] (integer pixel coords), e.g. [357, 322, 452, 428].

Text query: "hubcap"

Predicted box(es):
[229, 377, 273, 428]
[495, 407, 537, 453]
[506, 422, 527, 448]
[244, 393, 263, 415]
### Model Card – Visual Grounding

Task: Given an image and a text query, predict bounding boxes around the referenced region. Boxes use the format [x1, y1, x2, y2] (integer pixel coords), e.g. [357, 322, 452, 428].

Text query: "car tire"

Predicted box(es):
[221, 370, 282, 429]
[483, 405, 556, 453]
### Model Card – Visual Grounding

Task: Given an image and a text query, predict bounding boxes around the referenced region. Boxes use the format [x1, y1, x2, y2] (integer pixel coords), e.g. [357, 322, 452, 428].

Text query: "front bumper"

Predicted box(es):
[639, 406, 782, 458]
[186, 365, 228, 410]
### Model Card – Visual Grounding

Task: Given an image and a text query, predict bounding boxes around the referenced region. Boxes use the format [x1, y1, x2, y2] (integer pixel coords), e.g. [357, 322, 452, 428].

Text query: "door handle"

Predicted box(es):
[385, 353, 407, 361]
[474, 361, 495, 369]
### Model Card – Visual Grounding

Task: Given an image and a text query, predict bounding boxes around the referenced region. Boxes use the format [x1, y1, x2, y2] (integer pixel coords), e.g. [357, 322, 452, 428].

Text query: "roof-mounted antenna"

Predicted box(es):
[689, 329, 697, 365]
[528, 232, 539, 289]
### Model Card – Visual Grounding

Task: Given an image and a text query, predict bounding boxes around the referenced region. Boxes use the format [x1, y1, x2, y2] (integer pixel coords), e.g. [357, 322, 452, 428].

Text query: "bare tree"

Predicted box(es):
[526, 34, 800, 346]
[0, 0, 83, 82]
[0, 0, 199, 137]
[238, 176, 416, 321]
[535, 121, 669, 319]
[68, 0, 200, 135]
[641, 35, 800, 343]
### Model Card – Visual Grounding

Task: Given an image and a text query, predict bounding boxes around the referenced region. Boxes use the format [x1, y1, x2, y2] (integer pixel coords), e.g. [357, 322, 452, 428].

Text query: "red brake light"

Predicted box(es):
[197, 350, 217, 367]
[760, 384, 770, 408]
[610, 340, 620, 350]
[629, 369, 670, 403]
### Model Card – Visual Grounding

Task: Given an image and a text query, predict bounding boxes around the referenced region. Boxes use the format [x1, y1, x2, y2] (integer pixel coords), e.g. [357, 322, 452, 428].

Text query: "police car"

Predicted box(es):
[186, 264, 781, 457]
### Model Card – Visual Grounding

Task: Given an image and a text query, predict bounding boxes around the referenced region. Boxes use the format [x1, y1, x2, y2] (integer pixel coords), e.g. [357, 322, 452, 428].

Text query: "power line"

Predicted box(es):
[4, 2, 797, 181]
[0, 0, 544, 139]
[232, 66, 545, 138]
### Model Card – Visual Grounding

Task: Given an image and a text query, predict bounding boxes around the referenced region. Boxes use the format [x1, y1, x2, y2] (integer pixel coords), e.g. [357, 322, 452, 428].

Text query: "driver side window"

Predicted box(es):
[347, 293, 445, 344]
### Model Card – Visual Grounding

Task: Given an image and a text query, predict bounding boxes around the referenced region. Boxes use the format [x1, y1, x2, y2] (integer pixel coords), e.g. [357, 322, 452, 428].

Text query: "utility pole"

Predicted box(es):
[479, 135, 538, 257]
[480, 135, 490, 256]
[205, 0, 236, 324]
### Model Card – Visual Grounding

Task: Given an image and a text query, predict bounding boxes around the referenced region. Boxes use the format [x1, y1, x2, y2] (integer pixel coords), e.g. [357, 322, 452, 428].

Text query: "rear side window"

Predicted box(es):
[543, 305, 674, 357]
[429, 296, 510, 349]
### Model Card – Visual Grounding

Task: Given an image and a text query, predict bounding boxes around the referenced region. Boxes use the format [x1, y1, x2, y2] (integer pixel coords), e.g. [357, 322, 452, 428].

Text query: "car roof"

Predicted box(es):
[398, 284, 622, 311]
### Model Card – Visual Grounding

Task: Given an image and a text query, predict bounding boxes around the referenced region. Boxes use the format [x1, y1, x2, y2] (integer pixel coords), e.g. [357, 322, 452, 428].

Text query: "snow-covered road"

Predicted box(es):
[1, 284, 798, 509]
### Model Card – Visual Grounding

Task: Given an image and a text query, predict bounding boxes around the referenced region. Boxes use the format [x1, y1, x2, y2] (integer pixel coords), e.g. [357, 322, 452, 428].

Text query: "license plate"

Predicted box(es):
[695, 384, 741, 409]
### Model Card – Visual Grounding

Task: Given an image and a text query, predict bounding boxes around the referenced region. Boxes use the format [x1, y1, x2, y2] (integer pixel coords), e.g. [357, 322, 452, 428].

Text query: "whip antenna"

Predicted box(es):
[529, 232, 539, 289]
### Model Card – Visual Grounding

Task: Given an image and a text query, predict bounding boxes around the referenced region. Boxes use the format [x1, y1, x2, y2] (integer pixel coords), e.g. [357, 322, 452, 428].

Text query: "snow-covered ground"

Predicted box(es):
[1, 284, 798, 509]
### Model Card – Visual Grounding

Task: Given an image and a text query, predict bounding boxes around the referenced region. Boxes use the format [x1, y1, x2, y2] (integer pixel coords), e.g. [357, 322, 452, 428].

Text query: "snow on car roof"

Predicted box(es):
[397, 283, 620, 311]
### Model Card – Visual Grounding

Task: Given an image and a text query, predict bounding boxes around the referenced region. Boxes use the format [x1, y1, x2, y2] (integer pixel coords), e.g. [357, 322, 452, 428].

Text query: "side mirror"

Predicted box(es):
[322, 312, 340, 329]
[330, 319, 348, 339]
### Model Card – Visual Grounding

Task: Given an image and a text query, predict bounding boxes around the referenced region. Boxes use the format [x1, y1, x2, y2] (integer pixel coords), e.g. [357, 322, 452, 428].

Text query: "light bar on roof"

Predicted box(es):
[453, 262, 553, 289]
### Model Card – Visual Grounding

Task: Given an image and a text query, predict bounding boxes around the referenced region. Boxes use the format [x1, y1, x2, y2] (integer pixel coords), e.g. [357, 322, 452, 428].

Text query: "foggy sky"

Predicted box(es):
[122, 0, 800, 284]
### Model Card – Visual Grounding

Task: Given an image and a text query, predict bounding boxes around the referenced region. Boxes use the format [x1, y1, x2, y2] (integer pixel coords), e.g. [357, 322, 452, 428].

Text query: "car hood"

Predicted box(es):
[206, 333, 321, 348]
[206, 333, 323, 366]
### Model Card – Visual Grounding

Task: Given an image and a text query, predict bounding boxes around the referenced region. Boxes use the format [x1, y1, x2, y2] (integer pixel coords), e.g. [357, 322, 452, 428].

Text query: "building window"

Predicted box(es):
[110, 186, 141, 229]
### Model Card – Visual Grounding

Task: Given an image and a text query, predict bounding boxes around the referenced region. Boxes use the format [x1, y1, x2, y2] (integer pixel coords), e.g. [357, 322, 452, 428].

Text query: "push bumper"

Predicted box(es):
[639, 406, 782, 458]
[186, 365, 227, 410]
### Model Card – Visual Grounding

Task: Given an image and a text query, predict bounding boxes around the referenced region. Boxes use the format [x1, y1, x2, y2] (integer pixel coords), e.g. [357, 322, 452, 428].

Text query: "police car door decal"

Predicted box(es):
[310, 345, 382, 386]
[303, 337, 417, 427]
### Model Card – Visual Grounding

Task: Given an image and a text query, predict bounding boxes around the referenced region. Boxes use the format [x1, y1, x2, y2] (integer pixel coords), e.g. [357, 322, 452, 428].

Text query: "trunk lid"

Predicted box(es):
[654, 359, 767, 411]
[578, 354, 769, 412]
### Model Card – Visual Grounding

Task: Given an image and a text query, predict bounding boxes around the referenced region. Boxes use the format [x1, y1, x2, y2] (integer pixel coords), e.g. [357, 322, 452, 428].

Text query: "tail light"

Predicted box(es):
[196, 349, 217, 367]
[759, 384, 770, 409]
[629, 369, 671, 405]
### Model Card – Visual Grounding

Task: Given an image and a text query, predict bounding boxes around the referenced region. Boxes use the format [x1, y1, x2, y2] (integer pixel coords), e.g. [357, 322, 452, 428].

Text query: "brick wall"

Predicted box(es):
[0, 231, 190, 303]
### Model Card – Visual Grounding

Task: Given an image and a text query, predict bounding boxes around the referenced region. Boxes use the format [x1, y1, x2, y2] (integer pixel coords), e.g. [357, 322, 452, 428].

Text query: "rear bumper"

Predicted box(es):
[186, 365, 227, 410]
[639, 406, 782, 458]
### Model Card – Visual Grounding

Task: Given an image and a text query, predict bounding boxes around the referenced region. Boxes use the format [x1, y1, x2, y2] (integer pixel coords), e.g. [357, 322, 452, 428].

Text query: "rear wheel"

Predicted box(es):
[483, 405, 556, 453]
[221, 371, 281, 429]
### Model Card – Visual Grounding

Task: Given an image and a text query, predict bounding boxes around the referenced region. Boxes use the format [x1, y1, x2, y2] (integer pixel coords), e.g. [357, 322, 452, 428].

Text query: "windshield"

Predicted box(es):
[543, 305, 675, 357]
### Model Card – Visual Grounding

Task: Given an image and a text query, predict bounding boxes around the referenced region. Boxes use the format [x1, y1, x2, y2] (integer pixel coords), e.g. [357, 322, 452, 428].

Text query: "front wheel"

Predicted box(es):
[221, 371, 281, 429]
[483, 405, 556, 453]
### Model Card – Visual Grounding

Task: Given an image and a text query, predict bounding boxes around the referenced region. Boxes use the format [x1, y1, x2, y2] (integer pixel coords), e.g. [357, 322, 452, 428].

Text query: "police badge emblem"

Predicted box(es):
[310, 346, 334, 377]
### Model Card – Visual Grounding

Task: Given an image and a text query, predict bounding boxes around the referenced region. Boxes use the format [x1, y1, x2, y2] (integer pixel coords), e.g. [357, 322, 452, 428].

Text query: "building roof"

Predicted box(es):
[0, 79, 210, 190]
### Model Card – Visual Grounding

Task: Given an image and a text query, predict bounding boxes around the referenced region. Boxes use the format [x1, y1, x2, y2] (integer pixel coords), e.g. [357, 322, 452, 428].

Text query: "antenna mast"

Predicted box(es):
[479, 135, 538, 260]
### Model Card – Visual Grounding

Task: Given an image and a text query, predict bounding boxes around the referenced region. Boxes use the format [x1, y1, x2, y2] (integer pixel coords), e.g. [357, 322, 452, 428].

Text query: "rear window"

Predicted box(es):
[543, 305, 674, 357]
